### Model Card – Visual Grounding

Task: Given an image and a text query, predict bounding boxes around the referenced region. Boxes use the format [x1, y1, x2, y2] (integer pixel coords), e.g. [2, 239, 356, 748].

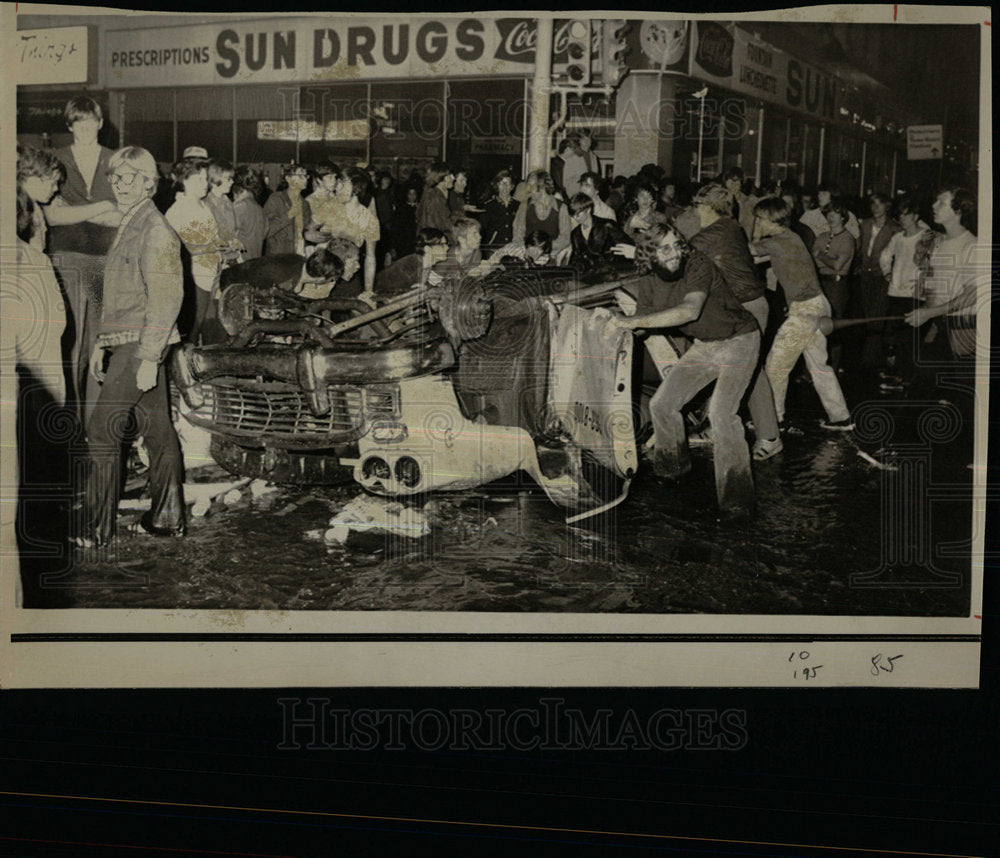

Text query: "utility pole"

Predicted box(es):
[527, 17, 554, 172]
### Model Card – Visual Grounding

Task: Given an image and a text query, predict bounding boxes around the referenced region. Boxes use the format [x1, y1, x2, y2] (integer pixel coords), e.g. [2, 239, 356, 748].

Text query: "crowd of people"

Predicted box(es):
[10, 98, 983, 554]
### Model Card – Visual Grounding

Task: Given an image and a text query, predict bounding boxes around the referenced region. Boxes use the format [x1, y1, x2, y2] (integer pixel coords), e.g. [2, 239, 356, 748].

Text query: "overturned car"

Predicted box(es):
[170, 262, 645, 516]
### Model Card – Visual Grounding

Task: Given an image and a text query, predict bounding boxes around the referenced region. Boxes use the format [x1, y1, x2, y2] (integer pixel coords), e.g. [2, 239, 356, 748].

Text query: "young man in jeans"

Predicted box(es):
[76, 147, 186, 549]
[606, 223, 759, 520]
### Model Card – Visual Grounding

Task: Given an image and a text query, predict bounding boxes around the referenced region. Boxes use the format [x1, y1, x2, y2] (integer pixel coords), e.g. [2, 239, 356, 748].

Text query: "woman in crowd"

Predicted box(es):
[416, 162, 456, 234]
[263, 162, 311, 256]
[479, 169, 518, 249]
[77, 147, 186, 549]
[17, 145, 63, 253]
[309, 166, 381, 298]
[621, 180, 669, 242]
[304, 162, 340, 239]
[165, 157, 224, 345]
[231, 165, 267, 260]
[17, 144, 118, 253]
[511, 170, 572, 262]
[204, 158, 244, 268]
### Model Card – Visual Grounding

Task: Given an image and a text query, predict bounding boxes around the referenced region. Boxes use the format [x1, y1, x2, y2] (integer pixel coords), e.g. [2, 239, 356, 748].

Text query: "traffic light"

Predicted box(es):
[563, 19, 591, 84]
[602, 19, 629, 88]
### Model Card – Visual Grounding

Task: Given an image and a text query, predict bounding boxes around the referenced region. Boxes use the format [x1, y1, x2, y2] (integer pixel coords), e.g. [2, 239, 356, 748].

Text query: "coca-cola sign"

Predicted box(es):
[695, 21, 733, 78]
[494, 18, 600, 64]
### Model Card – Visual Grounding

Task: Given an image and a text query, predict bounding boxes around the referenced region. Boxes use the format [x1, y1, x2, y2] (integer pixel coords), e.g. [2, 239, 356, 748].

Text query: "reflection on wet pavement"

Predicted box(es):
[23, 371, 974, 616]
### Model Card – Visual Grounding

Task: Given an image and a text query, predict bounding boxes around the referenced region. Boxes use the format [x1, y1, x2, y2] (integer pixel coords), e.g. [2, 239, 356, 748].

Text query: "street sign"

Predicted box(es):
[906, 124, 943, 160]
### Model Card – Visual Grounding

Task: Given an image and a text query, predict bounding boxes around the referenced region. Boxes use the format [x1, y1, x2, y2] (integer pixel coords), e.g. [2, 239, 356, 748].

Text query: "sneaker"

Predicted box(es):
[752, 436, 784, 461]
[819, 418, 855, 431]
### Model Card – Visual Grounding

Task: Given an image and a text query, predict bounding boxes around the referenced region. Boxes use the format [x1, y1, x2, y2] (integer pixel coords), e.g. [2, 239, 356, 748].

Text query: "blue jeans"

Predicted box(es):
[649, 330, 759, 514]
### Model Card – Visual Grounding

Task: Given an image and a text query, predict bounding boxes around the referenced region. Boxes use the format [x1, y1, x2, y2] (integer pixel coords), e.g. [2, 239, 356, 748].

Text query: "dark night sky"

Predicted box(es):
[750, 22, 983, 137]
[16, 10, 986, 143]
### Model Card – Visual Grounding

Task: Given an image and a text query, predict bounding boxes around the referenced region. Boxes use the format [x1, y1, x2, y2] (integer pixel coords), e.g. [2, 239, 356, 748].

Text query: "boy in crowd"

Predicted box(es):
[567, 193, 632, 272]
[578, 171, 616, 221]
[751, 197, 853, 432]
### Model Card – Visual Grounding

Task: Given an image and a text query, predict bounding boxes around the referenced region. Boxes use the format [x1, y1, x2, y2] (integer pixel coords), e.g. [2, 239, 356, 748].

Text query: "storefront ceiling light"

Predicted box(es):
[564, 118, 617, 129]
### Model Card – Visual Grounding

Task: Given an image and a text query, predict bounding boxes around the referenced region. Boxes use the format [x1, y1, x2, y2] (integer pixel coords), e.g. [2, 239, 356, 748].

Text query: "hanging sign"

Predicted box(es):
[906, 125, 943, 160]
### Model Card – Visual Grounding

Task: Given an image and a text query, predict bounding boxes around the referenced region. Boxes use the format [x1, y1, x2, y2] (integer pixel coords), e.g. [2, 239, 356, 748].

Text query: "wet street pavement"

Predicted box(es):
[19, 363, 975, 616]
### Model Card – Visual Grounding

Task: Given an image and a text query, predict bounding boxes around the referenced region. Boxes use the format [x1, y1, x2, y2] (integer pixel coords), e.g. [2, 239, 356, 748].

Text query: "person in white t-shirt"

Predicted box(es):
[905, 186, 981, 360]
[800, 184, 860, 240]
[877, 195, 931, 385]
[560, 130, 601, 198]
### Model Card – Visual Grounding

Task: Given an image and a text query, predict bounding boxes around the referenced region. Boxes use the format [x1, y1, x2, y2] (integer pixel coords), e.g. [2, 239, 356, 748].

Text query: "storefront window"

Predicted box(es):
[176, 87, 234, 164]
[123, 89, 174, 163]
[835, 133, 864, 197]
[447, 79, 525, 190]
[369, 81, 445, 181]
[761, 112, 788, 184]
[742, 102, 763, 185]
[717, 95, 746, 178]
[235, 86, 298, 165]
[864, 141, 895, 196]
[801, 121, 820, 189]
[785, 119, 806, 186]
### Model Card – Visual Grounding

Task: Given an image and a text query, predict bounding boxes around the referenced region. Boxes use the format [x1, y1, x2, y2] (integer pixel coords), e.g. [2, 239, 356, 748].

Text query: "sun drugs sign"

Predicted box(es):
[105, 17, 606, 87]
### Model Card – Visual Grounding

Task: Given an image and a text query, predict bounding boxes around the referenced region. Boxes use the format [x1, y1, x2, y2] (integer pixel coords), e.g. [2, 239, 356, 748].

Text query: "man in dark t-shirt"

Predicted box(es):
[605, 223, 759, 519]
[685, 182, 781, 460]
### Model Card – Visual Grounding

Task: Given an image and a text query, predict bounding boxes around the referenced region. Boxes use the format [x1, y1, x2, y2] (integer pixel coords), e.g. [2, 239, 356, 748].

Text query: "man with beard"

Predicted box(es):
[687, 183, 782, 461]
[606, 223, 759, 520]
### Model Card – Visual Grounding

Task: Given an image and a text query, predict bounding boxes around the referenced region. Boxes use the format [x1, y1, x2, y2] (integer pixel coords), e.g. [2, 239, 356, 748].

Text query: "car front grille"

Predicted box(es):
[189, 377, 367, 446]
